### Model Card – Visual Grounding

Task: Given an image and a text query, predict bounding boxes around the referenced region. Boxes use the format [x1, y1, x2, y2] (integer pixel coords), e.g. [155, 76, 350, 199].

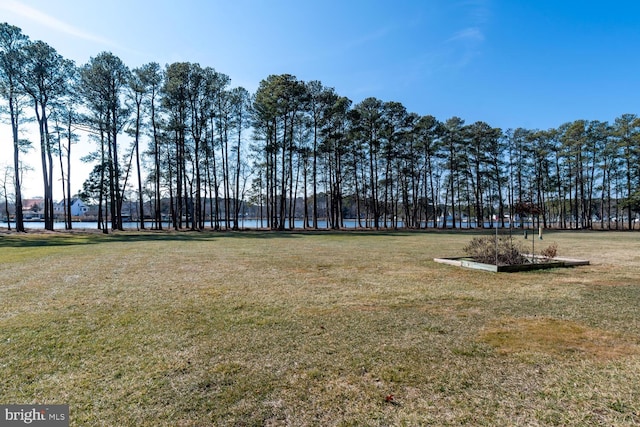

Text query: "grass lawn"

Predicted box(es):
[0, 229, 639, 426]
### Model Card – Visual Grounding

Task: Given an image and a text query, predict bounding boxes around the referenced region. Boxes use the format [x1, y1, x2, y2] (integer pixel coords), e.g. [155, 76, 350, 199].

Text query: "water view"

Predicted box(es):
[1, 219, 527, 230]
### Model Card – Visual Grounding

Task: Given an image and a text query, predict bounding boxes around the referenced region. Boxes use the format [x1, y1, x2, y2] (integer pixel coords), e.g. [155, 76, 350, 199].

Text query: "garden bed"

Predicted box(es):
[433, 255, 590, 273]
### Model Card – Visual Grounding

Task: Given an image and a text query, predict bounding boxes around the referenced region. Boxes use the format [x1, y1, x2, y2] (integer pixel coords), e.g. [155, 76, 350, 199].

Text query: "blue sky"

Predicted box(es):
[1, 0, 640, 197]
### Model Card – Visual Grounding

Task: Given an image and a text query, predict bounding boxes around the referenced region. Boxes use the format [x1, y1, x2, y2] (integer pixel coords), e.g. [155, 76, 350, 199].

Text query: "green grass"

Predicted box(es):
[1, 229, 639, 426]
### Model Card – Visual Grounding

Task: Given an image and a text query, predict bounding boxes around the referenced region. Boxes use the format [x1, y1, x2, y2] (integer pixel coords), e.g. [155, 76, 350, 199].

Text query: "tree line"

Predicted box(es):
[1, 23, 639, 232]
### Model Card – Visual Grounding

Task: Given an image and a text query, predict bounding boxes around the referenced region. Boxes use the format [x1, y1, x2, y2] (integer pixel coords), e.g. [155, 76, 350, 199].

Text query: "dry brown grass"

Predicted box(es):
[481, 317, 640, 360]
[0, 229, 639, 425]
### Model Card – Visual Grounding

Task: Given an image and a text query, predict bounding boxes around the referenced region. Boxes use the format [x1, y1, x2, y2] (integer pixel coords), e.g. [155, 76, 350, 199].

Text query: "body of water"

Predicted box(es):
[1, 219, 528, 230]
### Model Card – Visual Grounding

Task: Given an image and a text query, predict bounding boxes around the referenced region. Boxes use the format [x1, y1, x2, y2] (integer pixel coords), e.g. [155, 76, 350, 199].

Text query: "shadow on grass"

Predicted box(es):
[0, 229, 308, 248]
[0, 226, 482, 248]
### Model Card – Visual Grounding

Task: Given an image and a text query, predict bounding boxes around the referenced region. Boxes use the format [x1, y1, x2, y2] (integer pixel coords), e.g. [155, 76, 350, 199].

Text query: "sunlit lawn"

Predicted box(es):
[0, 229, 639, 426]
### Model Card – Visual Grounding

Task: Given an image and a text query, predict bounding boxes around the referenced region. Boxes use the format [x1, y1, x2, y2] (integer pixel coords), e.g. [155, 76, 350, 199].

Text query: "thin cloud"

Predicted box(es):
[459, 0, 491, 25]
[448, 27, 485, 43]
[0, 0, 115, 47]
[438, 26, 485, 71]
[448, 0, 490, 44]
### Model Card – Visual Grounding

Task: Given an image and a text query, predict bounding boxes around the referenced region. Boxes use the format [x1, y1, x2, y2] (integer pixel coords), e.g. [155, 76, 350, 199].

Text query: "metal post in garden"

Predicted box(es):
[495, 217, 498, 266]
[531, 220, 535, 263]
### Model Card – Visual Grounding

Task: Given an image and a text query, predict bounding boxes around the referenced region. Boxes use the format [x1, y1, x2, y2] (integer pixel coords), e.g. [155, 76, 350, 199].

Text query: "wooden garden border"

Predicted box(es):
[433, 255, 590, 273]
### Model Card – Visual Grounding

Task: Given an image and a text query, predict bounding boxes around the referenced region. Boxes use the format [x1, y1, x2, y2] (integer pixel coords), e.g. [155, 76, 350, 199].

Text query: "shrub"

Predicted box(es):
[463, 236, 528, 266]
[540, 242, 558, 260]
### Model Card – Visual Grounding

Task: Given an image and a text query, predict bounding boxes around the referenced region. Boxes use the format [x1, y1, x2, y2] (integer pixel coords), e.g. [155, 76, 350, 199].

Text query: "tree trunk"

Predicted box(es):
[9, 93, 25, 232]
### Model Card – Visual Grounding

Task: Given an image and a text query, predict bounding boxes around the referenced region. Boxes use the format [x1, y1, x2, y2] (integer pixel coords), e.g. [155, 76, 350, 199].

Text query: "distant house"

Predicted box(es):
[21, 197, 44, 220]
[54, 199, 89, 217]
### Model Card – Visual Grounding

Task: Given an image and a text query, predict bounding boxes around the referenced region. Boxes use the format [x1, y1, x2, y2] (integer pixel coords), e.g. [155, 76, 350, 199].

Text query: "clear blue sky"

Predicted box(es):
[1, 0, 639, 197]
